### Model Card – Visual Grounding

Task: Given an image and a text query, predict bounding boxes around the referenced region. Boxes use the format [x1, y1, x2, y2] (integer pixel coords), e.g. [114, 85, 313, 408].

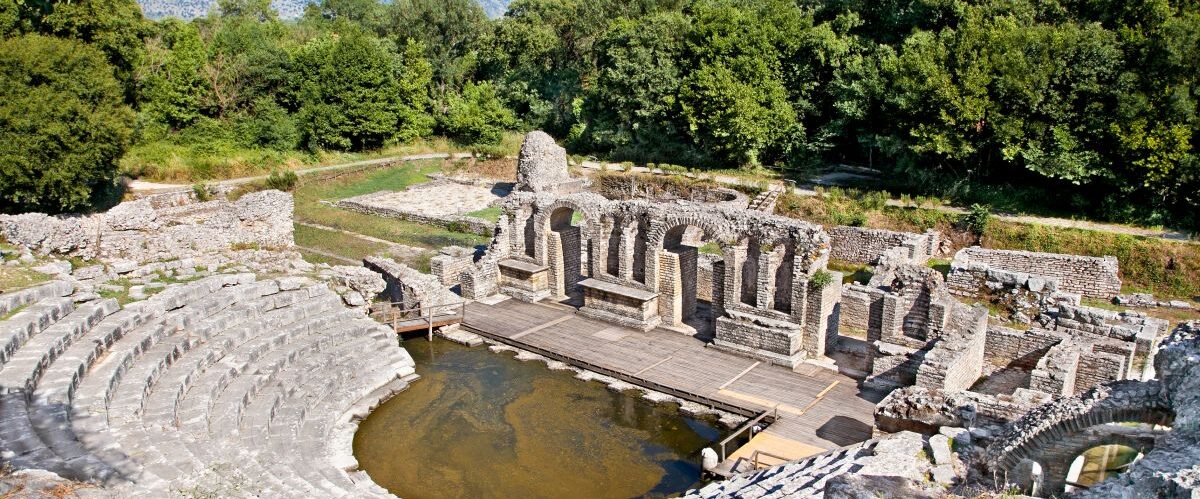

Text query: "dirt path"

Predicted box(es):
[578, 162, 1196, 243]
[127, 153, 474, 193]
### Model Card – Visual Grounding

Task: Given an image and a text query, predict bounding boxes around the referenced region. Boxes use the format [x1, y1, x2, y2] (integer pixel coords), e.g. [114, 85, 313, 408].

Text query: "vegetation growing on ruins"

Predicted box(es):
[776, 189, 1200, 300]
[1, 0, 1198, 232]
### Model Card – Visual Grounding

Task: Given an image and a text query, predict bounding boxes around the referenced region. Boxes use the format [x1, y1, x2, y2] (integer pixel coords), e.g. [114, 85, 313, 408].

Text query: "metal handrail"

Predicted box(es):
[717, 405, 778, 462]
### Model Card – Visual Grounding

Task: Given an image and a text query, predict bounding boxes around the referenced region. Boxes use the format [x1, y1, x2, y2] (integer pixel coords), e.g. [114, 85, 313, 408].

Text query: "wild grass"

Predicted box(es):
[122, 132, 525, 184]
[291, 162, 490, 256]
[466, 206, 503, 223]
[294, 224, 389, 263]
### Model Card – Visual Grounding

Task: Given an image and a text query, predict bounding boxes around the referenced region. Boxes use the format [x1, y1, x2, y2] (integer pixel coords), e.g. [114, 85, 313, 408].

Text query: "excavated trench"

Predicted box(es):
[354, 338, 728, 499]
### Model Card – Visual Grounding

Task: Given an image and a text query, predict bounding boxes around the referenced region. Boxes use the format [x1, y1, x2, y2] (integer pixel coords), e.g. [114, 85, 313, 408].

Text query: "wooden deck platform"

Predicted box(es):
[461, 297, 887, 475]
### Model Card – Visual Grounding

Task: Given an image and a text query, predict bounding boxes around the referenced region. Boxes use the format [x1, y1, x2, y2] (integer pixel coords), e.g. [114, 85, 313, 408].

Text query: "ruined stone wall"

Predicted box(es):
[951, 247, 1120, 298]
[984, 327, 1065, 368]
[875, 386, 1053, 434]
[839, 284, 874, 336]
[0, 190, 293, 263]
[829, 226, 939, 264]
[429, 246, 476, 286]
[696, 253, 720, 302]
[363, 256, 459, 314]
[336, 194, 493, 236]
[915, 303, 988, 391]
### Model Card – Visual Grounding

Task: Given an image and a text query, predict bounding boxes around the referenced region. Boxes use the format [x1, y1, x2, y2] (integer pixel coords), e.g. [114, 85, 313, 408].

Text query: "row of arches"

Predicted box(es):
[498, 193, 828, 330]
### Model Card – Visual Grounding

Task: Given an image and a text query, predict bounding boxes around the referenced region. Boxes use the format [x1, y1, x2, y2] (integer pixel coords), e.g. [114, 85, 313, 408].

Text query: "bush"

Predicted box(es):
[960, 203, 992, 235]
[265, 170, 299, 191]
[809, 269, 834, 289]
[192, 182, 213, 201]
[0, 34, 134, 213]
[441, 81, 516, 146]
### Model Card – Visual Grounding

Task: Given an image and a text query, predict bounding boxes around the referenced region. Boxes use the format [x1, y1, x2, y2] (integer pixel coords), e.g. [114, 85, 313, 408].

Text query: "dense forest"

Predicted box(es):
[1, 0, 1197, 229]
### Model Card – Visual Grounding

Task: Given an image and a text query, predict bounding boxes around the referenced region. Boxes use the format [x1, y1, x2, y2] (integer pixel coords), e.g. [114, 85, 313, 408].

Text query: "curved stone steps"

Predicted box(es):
[0, 297, 74, 365]
[249, 323, 404, 497]
[128, 286, 330, 425]
[0, 298, 121, 479]
[69, 276, 257, 481]
[0, 299, 119, 395]
[149, 292, 338, 431]
[0, 281, 73, 317]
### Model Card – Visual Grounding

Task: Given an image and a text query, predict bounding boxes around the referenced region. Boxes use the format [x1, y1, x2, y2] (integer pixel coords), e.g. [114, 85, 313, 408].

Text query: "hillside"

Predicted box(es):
[137, 0, 510, 19]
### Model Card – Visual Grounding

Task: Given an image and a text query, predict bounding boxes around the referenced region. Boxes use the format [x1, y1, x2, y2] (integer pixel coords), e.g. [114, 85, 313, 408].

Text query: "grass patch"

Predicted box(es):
[465, 206, 503, 223]
[295, 224, 389, 263]
[827, 259, 874, 284]
[293, 162, 490, 252]
[122, 132, 525, 184]
[698, 242, 724, 256]
[1081, 298, 1199, 323]
[927, 258, 952, 277]
[0, 266, 50, 292]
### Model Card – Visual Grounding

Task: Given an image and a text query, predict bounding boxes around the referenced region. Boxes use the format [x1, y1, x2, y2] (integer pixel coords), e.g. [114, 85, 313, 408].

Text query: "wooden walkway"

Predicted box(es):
[462, 298, 887, 475]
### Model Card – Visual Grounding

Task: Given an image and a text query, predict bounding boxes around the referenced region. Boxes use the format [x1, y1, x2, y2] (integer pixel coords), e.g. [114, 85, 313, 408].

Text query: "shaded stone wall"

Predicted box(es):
[829, 226, 940, 264]
[0, 190, 294, 263]
[985, 327, 1065, 369]
[429, 246, 476, 286]
[951, 247, 1120, 298]
[363, 256, 459, 314]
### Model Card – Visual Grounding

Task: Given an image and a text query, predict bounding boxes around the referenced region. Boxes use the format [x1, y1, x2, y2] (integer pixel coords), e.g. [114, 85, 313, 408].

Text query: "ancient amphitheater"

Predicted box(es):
[0, 132, 1195, 498]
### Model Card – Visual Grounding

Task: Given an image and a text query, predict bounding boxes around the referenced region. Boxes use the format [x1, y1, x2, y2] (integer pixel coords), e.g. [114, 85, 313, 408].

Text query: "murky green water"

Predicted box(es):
[1073, 444, 1140, 487]
[354, 339, 725, 499]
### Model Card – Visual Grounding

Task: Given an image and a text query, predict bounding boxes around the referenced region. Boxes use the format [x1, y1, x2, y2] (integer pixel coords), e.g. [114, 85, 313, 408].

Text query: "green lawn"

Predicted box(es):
[291, 162, 491, 268]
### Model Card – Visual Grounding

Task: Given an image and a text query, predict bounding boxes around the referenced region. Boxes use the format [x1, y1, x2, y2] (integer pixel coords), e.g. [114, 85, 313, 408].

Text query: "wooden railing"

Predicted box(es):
[749, 449, 790, 470]
[368, 301, 466, 340]
[717, 406, 779, 463]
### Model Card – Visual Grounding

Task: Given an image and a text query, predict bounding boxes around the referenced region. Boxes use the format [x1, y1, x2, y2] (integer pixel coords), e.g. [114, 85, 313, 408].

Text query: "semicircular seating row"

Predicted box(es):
[0, 274, 414, 497]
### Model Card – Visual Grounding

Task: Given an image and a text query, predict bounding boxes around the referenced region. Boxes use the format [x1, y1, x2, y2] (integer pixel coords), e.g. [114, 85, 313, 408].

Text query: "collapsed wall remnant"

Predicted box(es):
[363, 256, 460, 315]
[828, 226, 940, 265]
[514, 131, 586, 194]
[0, 190, 294, 263]
[949, 247, 1121, 299]
[460, 189, 841, 368]
[429, 245, 478, 286]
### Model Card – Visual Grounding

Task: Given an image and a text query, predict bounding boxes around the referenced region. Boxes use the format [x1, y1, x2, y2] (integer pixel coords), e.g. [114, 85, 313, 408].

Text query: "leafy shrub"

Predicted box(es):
[265, 170, 299, 191]
[192, 182, 213, 201]
[809, 269, 834, 289]
[441, 81, 516, 146]
[960, 203, 992, 235]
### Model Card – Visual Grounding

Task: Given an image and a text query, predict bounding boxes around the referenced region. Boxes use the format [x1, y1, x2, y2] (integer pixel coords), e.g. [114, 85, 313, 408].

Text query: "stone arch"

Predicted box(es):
[646, 217, 730, 329]
[987, 380, 1174, 497]
[528, 198, 599, 298]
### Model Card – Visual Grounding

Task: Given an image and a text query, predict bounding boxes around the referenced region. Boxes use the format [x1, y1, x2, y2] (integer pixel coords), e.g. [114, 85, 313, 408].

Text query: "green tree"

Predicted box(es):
[291, 30, 433, 150]
[22, 0, 148, 102]
[441, 80, 516, 145]
[139, 20, 209, 128]
[0, 34, 134, 212]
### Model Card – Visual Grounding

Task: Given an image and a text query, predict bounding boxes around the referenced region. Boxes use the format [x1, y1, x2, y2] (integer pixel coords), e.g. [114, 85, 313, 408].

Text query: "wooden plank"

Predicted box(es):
[718, 361, 761, 390]
[510, 314, 575, 340]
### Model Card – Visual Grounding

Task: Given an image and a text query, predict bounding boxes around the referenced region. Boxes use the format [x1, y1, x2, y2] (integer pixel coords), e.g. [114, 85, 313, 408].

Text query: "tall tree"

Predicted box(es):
[0, 34, 134, 212]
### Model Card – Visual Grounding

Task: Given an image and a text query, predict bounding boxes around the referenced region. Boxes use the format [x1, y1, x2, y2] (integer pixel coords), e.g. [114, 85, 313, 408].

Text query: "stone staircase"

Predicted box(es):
[747, 186, 784, 213]
[686, 439, 883, 499]
[0, 276, 414, 497]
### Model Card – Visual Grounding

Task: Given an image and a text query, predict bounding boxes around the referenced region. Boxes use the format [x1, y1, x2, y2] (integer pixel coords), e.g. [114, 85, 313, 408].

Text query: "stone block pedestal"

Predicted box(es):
[712, 315, 806, 368]
[577, 278, 661, 331]
[498, 258, 551, 302]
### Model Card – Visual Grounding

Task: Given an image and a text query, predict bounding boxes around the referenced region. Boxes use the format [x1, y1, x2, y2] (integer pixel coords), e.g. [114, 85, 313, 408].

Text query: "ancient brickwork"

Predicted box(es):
[985, 327, 1065, 369]
[875, 386, 1053, 433]
[828, 226, 940, 265]
[336, 194, 493, 236]
[428, 246, 476, 286]
[696, 253, 720, 302]
[0, 191, 294, 263]
[363, 256, 459, 314]
[950, 247, 1120, 298]
[459, 183, 839, 367]
[514, 131, 586, 194]
[915, 303, 989, 391]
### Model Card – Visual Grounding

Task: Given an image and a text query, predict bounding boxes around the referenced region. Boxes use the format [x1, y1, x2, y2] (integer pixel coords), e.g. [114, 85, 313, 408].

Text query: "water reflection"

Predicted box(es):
[354, 338, 725, 499]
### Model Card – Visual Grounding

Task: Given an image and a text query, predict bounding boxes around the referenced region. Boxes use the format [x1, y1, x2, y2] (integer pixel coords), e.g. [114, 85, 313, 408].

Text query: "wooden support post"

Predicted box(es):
[427, 306, 433, 341]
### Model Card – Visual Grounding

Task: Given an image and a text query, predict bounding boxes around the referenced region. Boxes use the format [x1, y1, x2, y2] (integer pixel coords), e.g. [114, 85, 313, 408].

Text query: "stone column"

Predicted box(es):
[802, 271, 843, 357]
[756, 247, 775, 311]
[658, 251, 682, 326]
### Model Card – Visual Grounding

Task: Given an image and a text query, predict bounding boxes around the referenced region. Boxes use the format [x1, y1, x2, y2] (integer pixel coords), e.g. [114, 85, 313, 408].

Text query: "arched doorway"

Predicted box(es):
[658, 225, 721, 337]
[547, 206, 584, 302]
[1065, 443, 1142, 493]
